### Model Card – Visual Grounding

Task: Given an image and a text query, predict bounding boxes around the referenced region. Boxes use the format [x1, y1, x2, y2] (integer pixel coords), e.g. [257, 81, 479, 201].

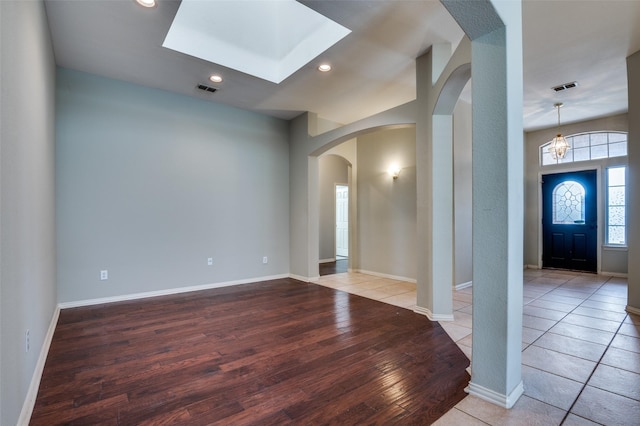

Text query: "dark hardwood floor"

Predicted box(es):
[319, 258, 348, 276]
[31, 278, 470, 425]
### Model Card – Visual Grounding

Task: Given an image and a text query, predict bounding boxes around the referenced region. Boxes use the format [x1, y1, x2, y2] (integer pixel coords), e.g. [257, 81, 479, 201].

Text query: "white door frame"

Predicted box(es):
[335, 183, 349, 258]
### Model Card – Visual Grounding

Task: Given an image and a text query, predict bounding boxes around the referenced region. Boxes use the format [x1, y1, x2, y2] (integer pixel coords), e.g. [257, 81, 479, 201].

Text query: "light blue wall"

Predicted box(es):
[1, 1, 57, 424]
[357, 127, 417, 280]
[627, 50, 640, 310]
[56, 69, 290, 303]
[454, 98, 473, 286]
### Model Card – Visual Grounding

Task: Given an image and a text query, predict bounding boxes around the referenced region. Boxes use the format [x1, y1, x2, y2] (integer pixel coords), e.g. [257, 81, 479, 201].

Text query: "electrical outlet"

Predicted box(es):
[263, 256, 268, 264]
[207, 257, 213, 266]
[100, 270, 108, 280]
[25, 330, 30, 353]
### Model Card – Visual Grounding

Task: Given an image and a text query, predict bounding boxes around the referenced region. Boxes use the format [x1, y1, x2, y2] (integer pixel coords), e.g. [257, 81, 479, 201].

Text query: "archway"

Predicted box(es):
[308, 124, 417, 280]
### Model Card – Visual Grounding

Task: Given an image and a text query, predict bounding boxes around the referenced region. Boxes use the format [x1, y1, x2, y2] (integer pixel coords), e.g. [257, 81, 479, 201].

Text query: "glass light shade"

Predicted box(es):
[548, 134, 570, 159]
[135, 0, 156, 7]
[388, 165, 401, 179]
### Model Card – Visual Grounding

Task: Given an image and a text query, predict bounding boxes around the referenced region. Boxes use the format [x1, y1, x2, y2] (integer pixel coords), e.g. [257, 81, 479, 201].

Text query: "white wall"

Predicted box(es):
[0, 1, 57, 424]
[56, 69, 290, 303]
[524, 113, 628, 273]
[318, 155, 349, 261]
[357, 127, 417, 280]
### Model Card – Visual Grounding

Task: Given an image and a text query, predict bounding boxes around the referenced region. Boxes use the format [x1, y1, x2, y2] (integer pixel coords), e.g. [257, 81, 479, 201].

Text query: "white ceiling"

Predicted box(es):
[44, 0, 640, 131]
[162, 0, 351, 84]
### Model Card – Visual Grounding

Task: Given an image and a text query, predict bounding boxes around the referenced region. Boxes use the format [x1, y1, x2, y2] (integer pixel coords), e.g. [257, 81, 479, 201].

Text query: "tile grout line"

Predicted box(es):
[558, 313, 627, 425]
[557, 275, 629, 425]
[520, 274, 625, 424]
[525, 276, 609, 348]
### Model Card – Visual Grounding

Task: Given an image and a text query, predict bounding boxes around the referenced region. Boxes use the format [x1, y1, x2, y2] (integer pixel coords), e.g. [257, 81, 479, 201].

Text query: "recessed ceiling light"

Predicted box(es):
[135, 0, 156, 8]
[318, 64, 332, 72]
[209, 75, 223, 83]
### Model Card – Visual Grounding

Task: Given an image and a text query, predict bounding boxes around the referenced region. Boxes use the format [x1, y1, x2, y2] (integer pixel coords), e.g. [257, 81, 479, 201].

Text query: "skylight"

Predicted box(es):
[162, 0, 351, 84]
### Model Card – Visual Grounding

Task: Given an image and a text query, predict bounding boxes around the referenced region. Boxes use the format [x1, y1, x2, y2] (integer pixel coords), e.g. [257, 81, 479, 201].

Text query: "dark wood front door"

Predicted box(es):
[542, 170, 597, 272]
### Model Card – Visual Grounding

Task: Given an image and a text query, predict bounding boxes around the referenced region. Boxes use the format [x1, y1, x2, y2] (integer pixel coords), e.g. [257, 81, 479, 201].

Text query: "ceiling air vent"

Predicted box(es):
[197, 84, 217, 93]
[552, 81, 578, 92]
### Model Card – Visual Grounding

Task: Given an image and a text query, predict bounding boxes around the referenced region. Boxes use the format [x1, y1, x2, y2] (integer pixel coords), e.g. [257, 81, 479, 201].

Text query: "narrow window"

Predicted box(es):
[606, 166, 626, 245]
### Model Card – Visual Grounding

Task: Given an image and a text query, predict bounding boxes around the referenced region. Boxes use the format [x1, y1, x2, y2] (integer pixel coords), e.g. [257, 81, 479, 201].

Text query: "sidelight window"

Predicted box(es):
[606, 166, 626, 245]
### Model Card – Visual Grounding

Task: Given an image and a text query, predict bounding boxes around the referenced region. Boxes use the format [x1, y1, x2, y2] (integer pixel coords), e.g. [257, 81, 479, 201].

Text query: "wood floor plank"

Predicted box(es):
[30, 278, 469, 425]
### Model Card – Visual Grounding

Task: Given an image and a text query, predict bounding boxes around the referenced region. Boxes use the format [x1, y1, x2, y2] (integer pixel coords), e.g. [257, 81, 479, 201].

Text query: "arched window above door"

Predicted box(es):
[540, 131, 627, 166]
[552, 180, 586, 225]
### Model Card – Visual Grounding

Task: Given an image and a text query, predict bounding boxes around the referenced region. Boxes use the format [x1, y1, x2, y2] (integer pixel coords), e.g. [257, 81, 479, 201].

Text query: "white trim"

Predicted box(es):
[414, 305, 434, 320]
[355, 269, 416, 284]
[626, 305, 640, 316]
[319, 258, 336, 263]
[455, 281, 472, 291]
[600, 271, 628, 278]
[18, 307, 60, 426]
[58, 274, 290, 309]
[289, 274, 311, 282]
[524, 264, 540, 270]
[413, 305, 454, 322]
[289, 274, 320, 283]
[602, 245, 628, 252]
[334, 182, 349, 259]
[465, 380, 524, 409]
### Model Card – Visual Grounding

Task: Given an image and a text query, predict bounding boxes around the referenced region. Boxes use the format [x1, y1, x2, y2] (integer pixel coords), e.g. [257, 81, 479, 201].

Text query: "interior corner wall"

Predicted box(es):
[318, 155, 349, 261]
[453, 98, 473, 285]
[524, 113, 628, 272]
[357, 127, 416, 280]
[627, 50, 640, 310]
[56, 69, 290, 303]
[0, 1, 58, 424]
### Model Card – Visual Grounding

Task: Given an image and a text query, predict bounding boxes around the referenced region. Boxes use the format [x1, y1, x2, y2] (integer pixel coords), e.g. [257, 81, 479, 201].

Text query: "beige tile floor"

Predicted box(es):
[315, 269, 640, 425]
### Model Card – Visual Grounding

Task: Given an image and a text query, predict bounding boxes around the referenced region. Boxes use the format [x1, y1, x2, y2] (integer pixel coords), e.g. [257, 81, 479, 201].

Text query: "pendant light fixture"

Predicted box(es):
[548, 102, 570, 160]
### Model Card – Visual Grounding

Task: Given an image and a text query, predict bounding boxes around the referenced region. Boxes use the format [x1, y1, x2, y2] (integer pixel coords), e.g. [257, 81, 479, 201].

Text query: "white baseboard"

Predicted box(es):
[288, 274, 319, 283]
[289, 274, 310, 282]
[58, 274, 290, 309]
[413, 305, 433, 319]
[465, 380, 524, 409]
[18, 306, 60, 426]
[319, 258, 335, 264]
[626, 305, 640, 316]
[524, 264, 540, 270]
[455, 281, 472, 291]
[601, 271, 628, 278]
[355, 269, 416, 284]
[413, 305, 454, 322]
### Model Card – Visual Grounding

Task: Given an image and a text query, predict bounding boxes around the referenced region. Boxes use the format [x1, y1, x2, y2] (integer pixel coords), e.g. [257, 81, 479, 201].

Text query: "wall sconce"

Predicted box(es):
[388, 165, 401, 180]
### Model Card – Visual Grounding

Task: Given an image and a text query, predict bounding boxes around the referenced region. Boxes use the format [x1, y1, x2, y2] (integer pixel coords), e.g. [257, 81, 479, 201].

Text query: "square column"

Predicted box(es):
[415, 46, 455, 321]
[442, 0, 525, 407]
[626, 50, 640, 313]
